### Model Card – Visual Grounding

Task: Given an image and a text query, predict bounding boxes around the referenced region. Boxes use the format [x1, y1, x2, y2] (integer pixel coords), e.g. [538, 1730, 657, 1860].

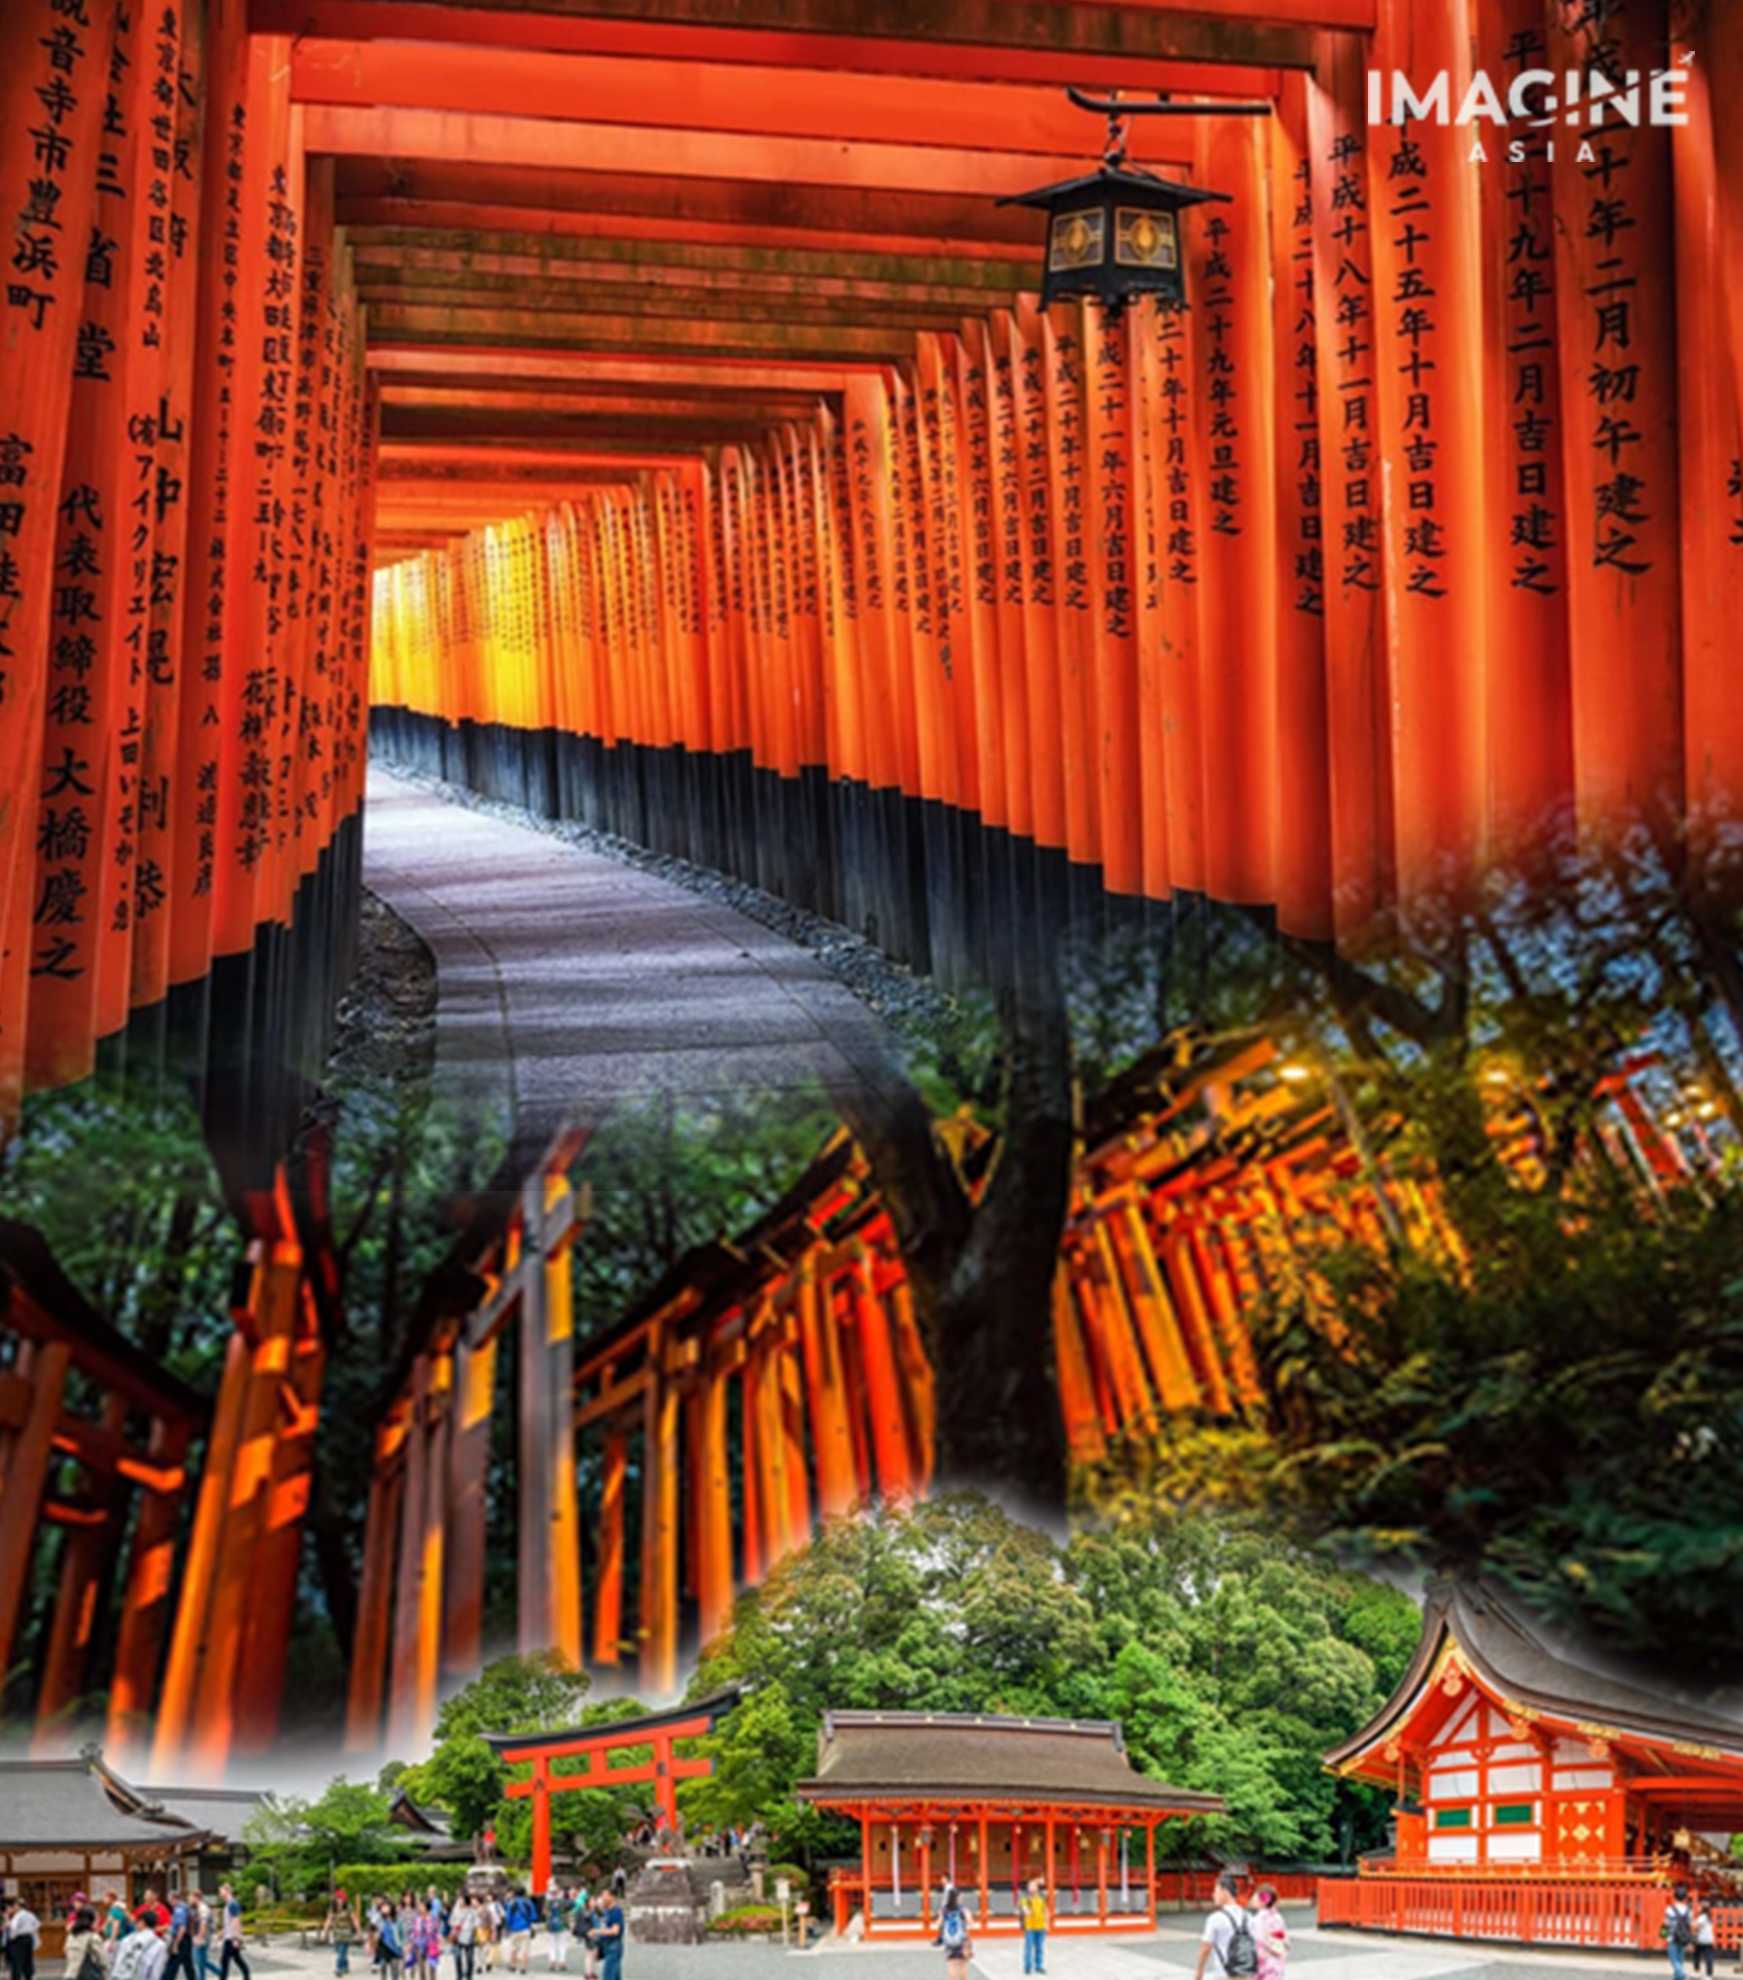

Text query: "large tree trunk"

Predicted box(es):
[828, 953, 1075, 1508]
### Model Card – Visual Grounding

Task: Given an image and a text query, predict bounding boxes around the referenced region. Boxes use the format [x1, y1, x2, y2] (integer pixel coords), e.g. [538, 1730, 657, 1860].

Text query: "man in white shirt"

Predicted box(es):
[1192, 1878, 1251, 1980]
[111, 1918, 169, 1980]
[6, 1902, 42, 1980]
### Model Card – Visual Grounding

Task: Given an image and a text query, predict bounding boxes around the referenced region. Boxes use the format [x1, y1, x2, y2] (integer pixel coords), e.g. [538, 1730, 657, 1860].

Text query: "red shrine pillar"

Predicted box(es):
[654, 1732, 677, 1833]
[532, 1758, 552, 1892]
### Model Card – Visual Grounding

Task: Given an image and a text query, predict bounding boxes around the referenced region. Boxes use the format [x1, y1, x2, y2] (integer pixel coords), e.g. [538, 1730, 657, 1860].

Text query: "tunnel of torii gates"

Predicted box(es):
[5, 0, 1743, 1773]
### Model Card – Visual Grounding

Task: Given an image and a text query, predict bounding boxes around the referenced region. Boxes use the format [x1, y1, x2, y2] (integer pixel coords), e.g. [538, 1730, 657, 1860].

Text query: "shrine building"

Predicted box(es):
[1318, 1580, 1743, 1950]
[795, 1709, 1223, 1938]
[0, 1751, 219, 1956]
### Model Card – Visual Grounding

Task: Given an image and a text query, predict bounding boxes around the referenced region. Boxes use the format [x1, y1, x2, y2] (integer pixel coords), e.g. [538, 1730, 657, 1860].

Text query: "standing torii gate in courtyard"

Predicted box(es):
[485, 1689, 742, 1891]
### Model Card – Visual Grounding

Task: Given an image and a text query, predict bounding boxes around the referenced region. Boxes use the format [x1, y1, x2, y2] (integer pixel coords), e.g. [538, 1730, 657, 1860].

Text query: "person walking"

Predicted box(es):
[1250, 1887, 1288, 1980]
[1193, 1878, 1258, 1980]
[215, 1887, 249, 1980]
[1665, 1884, 1698, 1980]
[935, 1887, 971, 1980]
[5, 1898, 40, 1980]
[592, 1890, 623, 1980]
[110, 1916, 167, 1980]
[191, 1894, 212, 1980]
[568, 1894, 595, 1980]
[544, 1892, 568, 1974]
[164, 1894, 196, 1980]
[481, 1896, 502, 1974]
[1693, 1900, 1717, 1979]
[374, 1905, 403, 1980]
[1019, 1879, 1047, 1975]
[104, 1901, 131, 1951]
[502, 1893, 536, 1976]
[449, 1895, 479, 1980]
[326, 1894, 358, 1979]
[64, 1906, 110, 1980]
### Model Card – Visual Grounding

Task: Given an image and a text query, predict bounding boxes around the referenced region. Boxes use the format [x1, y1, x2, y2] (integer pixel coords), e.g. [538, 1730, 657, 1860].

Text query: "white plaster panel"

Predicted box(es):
[1429, 1768, 1479, 1798]
[1486, 1764, 1544, 1793]
[1428, 1835, 1480, 1864]
[1485, 1832, 1542, 1862]
[1552, 1768, 1613, 1790]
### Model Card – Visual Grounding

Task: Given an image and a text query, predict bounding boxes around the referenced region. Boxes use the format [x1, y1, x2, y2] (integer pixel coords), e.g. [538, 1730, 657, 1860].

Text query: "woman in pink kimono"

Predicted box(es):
[1251, 1887, 1289, 1980]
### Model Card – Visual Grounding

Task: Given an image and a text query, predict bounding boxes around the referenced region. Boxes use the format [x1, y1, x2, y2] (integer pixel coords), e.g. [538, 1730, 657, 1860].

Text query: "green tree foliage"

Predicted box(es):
[572, 1092, 841, 1324]
[681, 1495, 1415, 1865]
[240, 1778, 415, 1899]
[1204, 848, 1743, 1683]
[0, 1072, 239, 1385]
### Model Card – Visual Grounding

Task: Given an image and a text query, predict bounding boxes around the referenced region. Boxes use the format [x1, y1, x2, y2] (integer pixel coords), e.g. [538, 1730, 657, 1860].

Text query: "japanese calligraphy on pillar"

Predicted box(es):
[1, 0, 117, 1108]
[1193, 116, 1278, 907]
[28, 0, 143, 1083]
[1308, 39, 1393, 943]
[1042, 311, 1097, 868]
[1268, 74, 1333, 940]
[1480, 0, 1573, 854]
[1086, 305, 1140, 895]
[956, 329, 1005, 835]
[130, 0, 199, 1003]
[1284, 152, 1325, 618]
[985, 318, 1033, 843]
[1546, 0, 1685, 828]
[1369, 0, 1488, 915]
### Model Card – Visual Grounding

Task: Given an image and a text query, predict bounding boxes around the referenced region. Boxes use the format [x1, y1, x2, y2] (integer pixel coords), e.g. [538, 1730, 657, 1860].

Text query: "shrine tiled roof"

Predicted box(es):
[794, 1710, 1224, 1815]
[1325, 1579, 1743, 1772]
[0, 1754, 212, 1852]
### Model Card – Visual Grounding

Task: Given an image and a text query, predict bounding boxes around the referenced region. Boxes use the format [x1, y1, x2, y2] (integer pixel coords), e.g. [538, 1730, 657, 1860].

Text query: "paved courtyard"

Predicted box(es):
[124, 1916, 1704, 1980]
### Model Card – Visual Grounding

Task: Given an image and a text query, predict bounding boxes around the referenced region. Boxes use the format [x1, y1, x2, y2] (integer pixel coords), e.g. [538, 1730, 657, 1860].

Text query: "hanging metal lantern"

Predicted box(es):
[1001, 88, 1268, 315]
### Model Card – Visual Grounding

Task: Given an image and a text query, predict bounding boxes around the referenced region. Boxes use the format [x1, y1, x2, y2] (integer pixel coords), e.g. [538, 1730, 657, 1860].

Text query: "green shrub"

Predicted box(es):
[762, 1864, 810, 1890]
[325, 1864, 478, 1906]
[706, 1905, 784, 1937]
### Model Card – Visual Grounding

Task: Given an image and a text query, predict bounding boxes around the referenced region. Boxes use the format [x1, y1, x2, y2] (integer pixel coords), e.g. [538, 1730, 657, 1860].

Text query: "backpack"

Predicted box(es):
[111, 1938, 149, 1980]
[1221, 1907, 1258, 1979]
[941, 1910, 968, 1952]
[76, 1947, 107, 1980]
[1670, 1905, 1696, 1950]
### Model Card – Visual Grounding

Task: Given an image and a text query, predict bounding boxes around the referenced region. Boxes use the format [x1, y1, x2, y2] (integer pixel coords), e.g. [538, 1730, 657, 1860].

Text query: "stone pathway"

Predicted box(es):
[127, 1918, 1694, 1980]
[363, 768, 902, 1151]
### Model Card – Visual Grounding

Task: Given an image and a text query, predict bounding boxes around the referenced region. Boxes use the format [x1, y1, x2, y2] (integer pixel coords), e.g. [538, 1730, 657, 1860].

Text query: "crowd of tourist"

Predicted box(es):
[319, 1882, 625, 1980]
[0, 1884, 251, 1980]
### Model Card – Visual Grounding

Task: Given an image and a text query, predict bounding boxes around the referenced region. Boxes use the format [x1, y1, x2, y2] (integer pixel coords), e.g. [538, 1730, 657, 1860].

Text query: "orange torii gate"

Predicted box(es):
[485, 1690, 742, 1891]
[345, 1129, 590, 1756]
[0, 1219, 207, 1760]
[335, 1028, 1727, 1752]
[0, 1150, 337, 1777]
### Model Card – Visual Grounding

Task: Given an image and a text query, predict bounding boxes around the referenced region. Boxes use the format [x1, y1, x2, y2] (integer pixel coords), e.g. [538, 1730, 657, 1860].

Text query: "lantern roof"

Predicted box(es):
[998, 162, 1229, 213]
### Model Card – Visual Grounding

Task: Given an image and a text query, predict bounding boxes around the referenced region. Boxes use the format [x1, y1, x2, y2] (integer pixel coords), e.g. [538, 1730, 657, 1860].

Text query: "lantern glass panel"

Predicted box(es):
[1115, 207, 1177, 270]
[1048, 207, 1106, 274]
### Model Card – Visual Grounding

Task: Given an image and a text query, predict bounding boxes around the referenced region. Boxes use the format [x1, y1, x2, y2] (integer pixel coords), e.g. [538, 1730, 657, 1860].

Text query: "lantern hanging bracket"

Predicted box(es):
[1065, 86, 1270, 166]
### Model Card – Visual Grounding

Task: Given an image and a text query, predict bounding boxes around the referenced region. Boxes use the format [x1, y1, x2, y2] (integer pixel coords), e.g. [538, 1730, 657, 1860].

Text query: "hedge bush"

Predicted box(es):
[706, 1906, 783, 1937]
[326, 1865, 480, 1906]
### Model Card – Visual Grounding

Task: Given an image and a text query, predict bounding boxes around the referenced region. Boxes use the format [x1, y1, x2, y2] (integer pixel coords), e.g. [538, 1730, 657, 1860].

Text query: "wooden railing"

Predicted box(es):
[1318, 1877, 1743, 1952]
[827, 1865, 1334, 1935]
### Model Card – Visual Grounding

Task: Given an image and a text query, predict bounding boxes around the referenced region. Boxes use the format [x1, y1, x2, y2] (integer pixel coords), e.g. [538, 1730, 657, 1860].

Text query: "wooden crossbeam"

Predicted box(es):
[347, 227, 1035, 287]
[254, 0, 1312, 82]
[292, 40, 1223, 157]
